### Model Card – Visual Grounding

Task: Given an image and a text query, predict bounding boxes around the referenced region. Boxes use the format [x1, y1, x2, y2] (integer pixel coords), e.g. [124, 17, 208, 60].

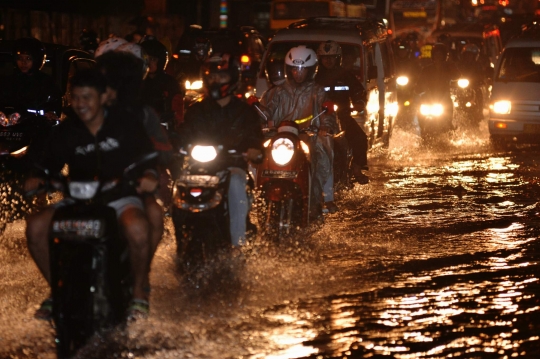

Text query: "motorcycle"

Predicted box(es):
[416, 91, 455, 140]
[29, 152, 157, 359]
[171, 144, 254, 271]
[451, 78, 484, 126]
[252, 103, 336, 238]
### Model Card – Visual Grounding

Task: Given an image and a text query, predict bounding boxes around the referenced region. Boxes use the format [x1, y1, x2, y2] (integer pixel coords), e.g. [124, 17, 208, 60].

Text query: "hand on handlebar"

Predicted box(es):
[136, 172, 159, 194]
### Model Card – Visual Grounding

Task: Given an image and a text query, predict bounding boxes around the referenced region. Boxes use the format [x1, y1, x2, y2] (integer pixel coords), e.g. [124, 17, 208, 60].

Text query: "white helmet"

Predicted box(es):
[94, 36, 128, 58]
[285, 45, 318, 83]
[116, 42, 149, 79]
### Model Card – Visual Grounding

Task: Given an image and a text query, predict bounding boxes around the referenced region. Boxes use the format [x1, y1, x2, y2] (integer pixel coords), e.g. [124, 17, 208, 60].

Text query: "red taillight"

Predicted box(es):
[173, 54, 179, 59]
[495, 122, 507, 129]
[240, 55, 250, 64]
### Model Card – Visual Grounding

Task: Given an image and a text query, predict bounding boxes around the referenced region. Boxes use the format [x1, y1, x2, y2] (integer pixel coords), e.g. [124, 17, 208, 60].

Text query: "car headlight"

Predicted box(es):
[191, 145, 217, 162]
[0, 111, 21, 126]
[396, 76, 409, 86]
[271, 138, 294, 166]
[457, 78, 469, 88]
[492, 100, 511, 114]
[420, 103, 443, 117]
[185, 80, 203, 90]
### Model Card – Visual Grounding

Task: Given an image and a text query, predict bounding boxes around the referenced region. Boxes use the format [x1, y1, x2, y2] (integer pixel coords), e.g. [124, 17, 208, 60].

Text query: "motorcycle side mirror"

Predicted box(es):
[322, 101, 335, 115]
[368, 65, 378, 80]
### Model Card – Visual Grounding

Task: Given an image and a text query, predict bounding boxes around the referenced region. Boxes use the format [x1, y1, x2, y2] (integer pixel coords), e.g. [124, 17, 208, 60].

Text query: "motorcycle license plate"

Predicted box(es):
[262, 169, 298, 178]
[523, 124, 540, 134]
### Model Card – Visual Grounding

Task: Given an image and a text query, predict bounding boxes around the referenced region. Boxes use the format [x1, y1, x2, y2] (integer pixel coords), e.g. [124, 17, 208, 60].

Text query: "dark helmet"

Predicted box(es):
[201, 52, 241, 100]
[13, 37, 46, 72]
[265, 58, 285, 86]
[431, 42, 449, 61]
[461, 43, 480, 62]
[193, 37, 212, 62]
[285, 45, 318, 83]
[140, 36, 169, 71]
[393, 39, 410, 59]
[79, 29, 99, 53]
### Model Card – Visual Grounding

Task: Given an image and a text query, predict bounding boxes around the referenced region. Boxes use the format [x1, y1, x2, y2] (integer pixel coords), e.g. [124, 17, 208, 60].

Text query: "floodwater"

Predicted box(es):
[1, 119, 539, 358]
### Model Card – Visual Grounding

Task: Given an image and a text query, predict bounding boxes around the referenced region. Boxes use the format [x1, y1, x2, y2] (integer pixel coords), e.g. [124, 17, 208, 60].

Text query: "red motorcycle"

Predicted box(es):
[251, 100, 333, 238]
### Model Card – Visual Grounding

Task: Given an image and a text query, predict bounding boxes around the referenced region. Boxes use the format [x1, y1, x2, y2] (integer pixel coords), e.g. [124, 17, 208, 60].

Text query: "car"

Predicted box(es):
[488, 36, 540, 147]
[255, 16, 397, 148]
[0, 40, 95, 111]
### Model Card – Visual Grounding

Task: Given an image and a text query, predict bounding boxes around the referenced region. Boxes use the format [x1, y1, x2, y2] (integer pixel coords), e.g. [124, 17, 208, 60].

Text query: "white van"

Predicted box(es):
[489, 37, 540, 145]
[255, 17, 397, 148]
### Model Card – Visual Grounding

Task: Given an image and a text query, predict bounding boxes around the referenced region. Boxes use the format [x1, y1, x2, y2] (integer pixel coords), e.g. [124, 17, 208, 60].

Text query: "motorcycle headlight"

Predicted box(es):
[492, 100, 511, 115]
[457, 78, 470, 88]
[191, 145, 217, 163]
[420, 103, 444, 117]
[0, 111, 21, 126]
[396, 76, 409, 86]
[185, 80, 203, 90]
[10, 146, 28, 158]
[69, 181, 99, 200]
[271, 138, 295, 166]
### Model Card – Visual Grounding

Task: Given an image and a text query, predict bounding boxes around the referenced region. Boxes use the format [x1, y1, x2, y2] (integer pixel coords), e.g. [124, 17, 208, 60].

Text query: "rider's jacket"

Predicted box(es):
[180, 96, 264, 170]
[32, 106, 155, 187]
[141, 71, 182, 119]
[0, 70, 62, 115]
[416, 61, 461, 97]
[315, 66, 366, 111]
[259, 79, 338, 133]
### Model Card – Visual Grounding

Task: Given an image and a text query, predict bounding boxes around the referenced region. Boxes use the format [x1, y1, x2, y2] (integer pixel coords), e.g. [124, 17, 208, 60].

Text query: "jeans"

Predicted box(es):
[228, 167, 248, 246]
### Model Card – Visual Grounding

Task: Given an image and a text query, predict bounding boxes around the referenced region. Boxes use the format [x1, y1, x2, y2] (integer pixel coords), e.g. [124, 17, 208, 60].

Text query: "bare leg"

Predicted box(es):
[119, 207, 151, 301]
[26, 207, 56, 285]
[144, 195, 164, 263]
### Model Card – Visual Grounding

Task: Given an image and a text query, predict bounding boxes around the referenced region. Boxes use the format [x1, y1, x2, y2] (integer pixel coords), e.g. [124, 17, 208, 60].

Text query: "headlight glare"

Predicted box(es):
[457, 78, 469, 88]
[271, 138, 295, 166]
[191, 145, 218, 162]
[396, 76, 409, 86]
[492, 100, 511, 114]
[185, 80, 203, 90]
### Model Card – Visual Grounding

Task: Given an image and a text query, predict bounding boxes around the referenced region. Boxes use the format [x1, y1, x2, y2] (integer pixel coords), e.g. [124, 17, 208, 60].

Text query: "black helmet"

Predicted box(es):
[140, 36, 169, 71]
[265, 58, 285, 86]
[393, 39, 410, 59]
[201, 52, 241, 100]
[431, 42, 448, 61]
[13, 37, 46, 73]
[79, 29, 99, 53]
[193, 37, 212, 62]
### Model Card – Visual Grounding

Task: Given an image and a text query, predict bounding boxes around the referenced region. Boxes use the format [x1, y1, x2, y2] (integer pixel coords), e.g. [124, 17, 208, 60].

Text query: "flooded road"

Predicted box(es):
[1, 122, 540, 358]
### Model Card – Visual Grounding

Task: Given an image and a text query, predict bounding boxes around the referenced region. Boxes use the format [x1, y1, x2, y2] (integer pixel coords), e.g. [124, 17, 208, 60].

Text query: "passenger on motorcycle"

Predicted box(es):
[0, 37, 62, 118]
[140, 36, 184, 130]
[259, 46, 339, 214]
[94, 41, 172, 298]
[180, 53, 264, 246]
[25, 68, 158, 320]
[315, 40, 369, 184]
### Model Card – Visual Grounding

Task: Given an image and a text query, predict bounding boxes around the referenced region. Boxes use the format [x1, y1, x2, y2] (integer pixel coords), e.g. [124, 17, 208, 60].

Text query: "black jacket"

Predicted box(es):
[315, 66, 366, 110]
[181, 96, 264, 169]
[141, 71, 182, 117]
[33, 106, 155, 184]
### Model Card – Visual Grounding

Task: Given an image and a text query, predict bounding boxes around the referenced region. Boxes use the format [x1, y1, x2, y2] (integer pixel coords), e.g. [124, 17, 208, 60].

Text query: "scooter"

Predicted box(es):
[451, 78, 484, 126]
[417, 91, 455, 140]
[30, 152, 157, 359]
[171, 144, 254, 271]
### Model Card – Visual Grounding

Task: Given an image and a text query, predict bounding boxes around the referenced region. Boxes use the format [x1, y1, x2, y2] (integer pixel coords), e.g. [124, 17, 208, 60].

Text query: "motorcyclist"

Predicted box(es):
[456, 43, 486, 118]
[178, 36, 212, 93]
[140, 36, 184, 130]
[180, 53, 264, 246]
[0, 37, 62, 118]
[436, 33, 459, 63]
[79, 28, 99, 54]
[394, 38, 422, 87]
[315, 40, 369, 184]
[259, 45, 339, 214]
[25, 68, 158, 320]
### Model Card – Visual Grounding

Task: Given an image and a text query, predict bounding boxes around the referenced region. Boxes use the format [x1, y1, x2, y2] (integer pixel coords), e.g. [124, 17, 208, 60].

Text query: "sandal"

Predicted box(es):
[34, 297, 53, 321]
[126, 299, 149, 320]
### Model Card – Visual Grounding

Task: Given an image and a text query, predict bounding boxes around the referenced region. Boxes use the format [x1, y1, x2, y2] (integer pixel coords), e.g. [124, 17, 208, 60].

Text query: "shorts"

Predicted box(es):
[52, 196, 144, 218]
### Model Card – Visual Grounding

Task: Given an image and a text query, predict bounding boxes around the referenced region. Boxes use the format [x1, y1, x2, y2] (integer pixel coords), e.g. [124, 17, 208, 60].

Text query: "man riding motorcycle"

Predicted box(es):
[25, 68, 158, 320]
[259, 46, 339, 214]
[456, 43, 486, 119]
[315, 40, 369, 184]
[0, 37, 62, 118]
[180, 52, 264, 246]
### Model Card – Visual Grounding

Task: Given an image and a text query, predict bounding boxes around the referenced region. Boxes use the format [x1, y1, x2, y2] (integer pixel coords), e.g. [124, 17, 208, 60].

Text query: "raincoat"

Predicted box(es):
[259, 79, 338, 210]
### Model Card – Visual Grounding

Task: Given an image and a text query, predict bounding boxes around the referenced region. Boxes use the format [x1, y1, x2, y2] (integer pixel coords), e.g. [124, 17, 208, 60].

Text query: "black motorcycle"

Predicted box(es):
[451, 78, 484, 126]
[416, 91, 455, 140]
[171, 144, 254, 271]
[30, 152, 157, 359]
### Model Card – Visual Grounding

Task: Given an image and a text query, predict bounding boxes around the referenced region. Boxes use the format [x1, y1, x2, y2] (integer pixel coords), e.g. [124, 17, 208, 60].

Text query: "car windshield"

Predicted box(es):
[264, 41, 363, 81]
[496, 47, 540, 83]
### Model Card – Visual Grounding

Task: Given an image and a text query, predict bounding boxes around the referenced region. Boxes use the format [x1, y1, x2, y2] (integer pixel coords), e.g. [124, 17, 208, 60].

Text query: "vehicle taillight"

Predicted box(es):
[240, 55, 250, 64]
